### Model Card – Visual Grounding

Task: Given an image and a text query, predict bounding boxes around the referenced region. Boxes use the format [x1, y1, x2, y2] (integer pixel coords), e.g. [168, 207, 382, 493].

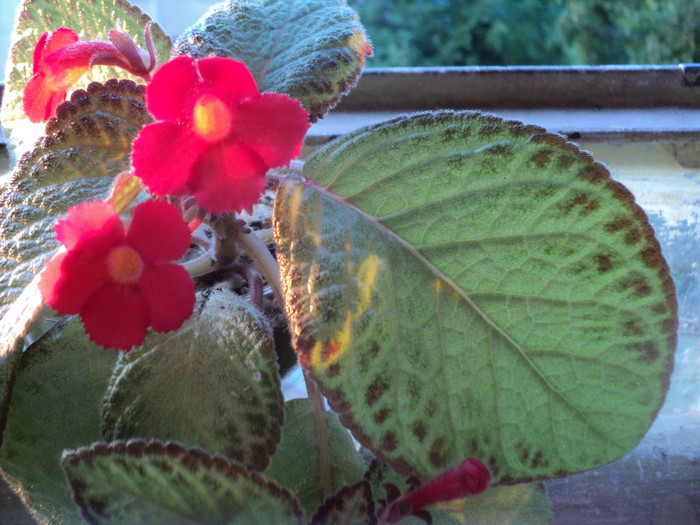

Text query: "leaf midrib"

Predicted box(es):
[310, 179, 628, 450]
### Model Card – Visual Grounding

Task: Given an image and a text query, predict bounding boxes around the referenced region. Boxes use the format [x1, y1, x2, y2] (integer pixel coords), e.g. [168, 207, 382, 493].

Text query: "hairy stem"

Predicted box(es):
[234, 227, 285, 308]
[304, 371, 333, 498]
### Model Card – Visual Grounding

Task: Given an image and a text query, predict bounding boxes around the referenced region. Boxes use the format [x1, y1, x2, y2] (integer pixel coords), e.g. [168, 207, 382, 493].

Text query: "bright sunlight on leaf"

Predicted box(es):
[273, 110, 677, 484]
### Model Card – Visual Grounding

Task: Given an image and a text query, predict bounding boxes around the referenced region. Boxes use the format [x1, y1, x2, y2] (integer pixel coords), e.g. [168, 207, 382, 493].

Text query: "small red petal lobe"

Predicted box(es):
[55, 201, 121, 249]
[196, 56, 258, 104]
[38, 251, 66, 306]
[23, 73, 65, 123]
[131, 121, 206, 196]
[140, 264, 195, 332]
[126, 200, 192, 263]
[188, 142, 267, 214]
[145, 55, 200, 121]
[235, 93, 309, 167]
[80, 285, 150, 350]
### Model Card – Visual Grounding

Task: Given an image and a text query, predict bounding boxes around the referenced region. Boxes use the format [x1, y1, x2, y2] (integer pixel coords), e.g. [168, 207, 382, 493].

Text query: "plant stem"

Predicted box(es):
[234, 227, 285, 308]
[304, 371, 333, 498]
[182, 251, 218, 277]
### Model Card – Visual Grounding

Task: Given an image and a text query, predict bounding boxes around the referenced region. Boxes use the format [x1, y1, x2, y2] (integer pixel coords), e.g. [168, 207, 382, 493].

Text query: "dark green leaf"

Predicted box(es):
[102, 289, 284, 472]
[273, 110, 677, 483]
[309, 480, 376, 525]
[175, 0, 371, 121]
[266, 398, 367, 516]
[62, 440, 304, 525]
[0, 317, 117, 523]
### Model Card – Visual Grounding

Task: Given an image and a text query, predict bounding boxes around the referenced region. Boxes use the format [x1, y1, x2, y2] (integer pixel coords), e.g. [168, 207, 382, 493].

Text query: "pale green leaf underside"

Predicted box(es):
[0, 80, 151, 316]
[175, 0, 370, 121]
[102, 289, 284, 472]
[62, 440, 304, 525]
[0, 318, 117, 524]
[265, 398, 367, 516]
[0, 0, 171, 155]
[273, 111, 677, 483]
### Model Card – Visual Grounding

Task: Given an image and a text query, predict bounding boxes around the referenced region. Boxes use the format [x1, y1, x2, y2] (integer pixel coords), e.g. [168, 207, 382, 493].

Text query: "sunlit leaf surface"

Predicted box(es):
[176, 0, 371, 121]
[273, 110, 677, 483]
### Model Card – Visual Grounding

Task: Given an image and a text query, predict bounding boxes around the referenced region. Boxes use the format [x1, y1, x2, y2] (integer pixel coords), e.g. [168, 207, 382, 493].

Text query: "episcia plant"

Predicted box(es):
[0, 0, 678, 523]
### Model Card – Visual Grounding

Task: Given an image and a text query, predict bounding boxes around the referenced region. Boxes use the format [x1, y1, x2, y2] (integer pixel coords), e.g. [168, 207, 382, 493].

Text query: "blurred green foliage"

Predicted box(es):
[348, 0, 700, 66]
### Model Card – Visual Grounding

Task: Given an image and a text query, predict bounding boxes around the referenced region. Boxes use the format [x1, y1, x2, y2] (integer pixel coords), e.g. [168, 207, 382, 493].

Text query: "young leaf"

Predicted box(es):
[62, 440, 305, 525]
[0, 80, 151, 316]
[101, 289, 284, 472]
[0, 0, 171, 157]
[175, 0, 372, 121]
[310, 480, 377, 525]
[0, 317, 117, 524]
[265, 398, 367, 516]
[273, 110, 678, 483]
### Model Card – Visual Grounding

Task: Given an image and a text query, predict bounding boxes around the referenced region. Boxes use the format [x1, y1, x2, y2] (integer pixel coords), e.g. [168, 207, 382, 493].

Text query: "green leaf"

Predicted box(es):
[0, 317, 117, 524]
[309, 480, 376, 525]
[273, 111, 678, 483]
[0, 0, 171, 158]
[265, 398, 367, 516]
[422, 483, 553, 525]
[102, 289, 284, 472]
[175, 0, 371, 121]
[0, 277, 46, 448]
[0, 80, 152, 316]
[62, 440, 304, 525]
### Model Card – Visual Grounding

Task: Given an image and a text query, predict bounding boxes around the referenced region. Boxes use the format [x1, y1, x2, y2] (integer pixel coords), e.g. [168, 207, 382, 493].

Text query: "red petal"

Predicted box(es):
[188, 141, 267, 214]
[55, 201, 121, 249]
[38, 251, 66, 306]
[131, 121, 207, 196]
[42, 28, 80, 57]
[196, 56, 258, 104]
[145, 55, 200, 121]
[80, 284, 150, 350]
[126, 200, 191, 263]
[139, 263, 195, 332]
[48, 242, 113, 314]
[32, 32, 50, 72]
[234, 93, 309, 167]
[23, 73, 64, 123]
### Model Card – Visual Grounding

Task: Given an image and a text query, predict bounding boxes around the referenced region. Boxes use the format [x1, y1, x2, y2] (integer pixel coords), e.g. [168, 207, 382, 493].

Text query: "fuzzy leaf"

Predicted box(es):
[101, 289, 284, 472]
[273, 110, 677, 483]
[0, 80, 151, 317]
[265, 398, 367, 516]
[0, 0, 171, 158]
[0, 317, 117, 523]
[62, 440, 304, 525]
[175, 0, 371, 121]
[310, 480, 376, 525]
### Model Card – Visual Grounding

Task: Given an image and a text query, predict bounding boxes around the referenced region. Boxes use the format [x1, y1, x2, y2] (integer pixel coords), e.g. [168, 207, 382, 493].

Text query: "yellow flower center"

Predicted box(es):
[192, 94, 232, 142]
[107, 245, 144, 284]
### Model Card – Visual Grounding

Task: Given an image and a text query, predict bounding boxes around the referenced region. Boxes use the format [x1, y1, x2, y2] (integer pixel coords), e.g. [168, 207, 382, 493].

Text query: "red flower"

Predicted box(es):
[383, 458, 491, 523]
[38, 199, 195, 351]
[23, 26, 155, 122]
[131, 56, 310, 214]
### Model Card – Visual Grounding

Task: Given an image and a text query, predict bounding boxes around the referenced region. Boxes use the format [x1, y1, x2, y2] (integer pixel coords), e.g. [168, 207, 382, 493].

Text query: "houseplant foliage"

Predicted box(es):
[0, 0, 677, 523]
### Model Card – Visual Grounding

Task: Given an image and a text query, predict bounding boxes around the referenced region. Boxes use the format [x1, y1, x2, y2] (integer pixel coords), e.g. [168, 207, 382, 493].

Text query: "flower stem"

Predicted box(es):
[304, 371, 333, 498]
[182, 251, 218, 277]
[234, 227, 285, 308]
